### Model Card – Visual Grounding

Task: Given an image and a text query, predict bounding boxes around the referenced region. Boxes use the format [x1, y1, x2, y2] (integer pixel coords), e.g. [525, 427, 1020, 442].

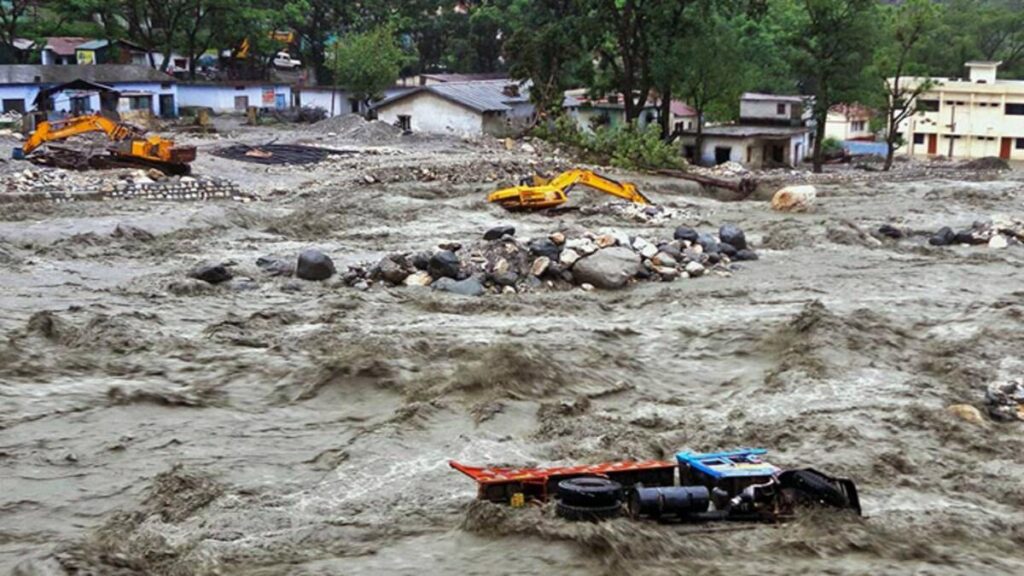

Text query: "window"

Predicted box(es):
[70, 96, 91, 114]
[1017, 138, 1024, 150]
[2, 98, 25, 113]
[683, 145, 696, 160]
[777, 103, 787, 115]
[128, 96, 151, 111]
[397, 114, 411, 131]
[851, 120, 866, 132]
[918, 99, 939, 112]
[913, 133, 925, 145]
[1007, 103, 1024, 115]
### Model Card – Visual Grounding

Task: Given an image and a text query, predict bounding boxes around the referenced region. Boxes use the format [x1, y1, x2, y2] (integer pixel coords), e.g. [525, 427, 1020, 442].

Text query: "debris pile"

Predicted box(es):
[212, 143, 352, 165]
[0, 167, 250, 204]
[693, 161, 748, 178]
[576, 202, 681, 224]
[360, 159, 563, 185]
[923, 216, 1024, 248]
[332, 223, 759, 295]
[985, 379, 1024, 421]
[311, 114, 402, 143]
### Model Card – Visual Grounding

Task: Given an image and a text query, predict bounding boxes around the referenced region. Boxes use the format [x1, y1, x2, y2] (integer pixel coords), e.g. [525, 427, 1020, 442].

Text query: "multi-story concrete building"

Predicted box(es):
[896, 61, 1024, 161]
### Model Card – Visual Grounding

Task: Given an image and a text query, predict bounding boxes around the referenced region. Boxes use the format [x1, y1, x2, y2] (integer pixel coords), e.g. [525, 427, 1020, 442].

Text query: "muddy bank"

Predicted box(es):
[1, 124, 1023, 575]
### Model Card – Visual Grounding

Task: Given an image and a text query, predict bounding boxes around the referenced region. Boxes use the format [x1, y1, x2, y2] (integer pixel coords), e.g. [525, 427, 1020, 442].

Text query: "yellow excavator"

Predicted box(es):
[14, 114, 196, 174]
[487, 169, 652, 210]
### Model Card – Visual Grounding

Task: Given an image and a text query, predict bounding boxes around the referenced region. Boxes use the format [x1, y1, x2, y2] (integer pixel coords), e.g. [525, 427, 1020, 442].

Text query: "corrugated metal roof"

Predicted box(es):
[0, 64, 176, 85]
[76, 40, 109, 50]
[741, 92, 806, 103]
[44, 37, 91, 56]
[373, 80, 530, 113]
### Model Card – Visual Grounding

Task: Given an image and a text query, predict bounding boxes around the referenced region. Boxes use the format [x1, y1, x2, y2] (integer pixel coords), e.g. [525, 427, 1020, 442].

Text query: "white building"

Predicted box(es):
[825, 103, 874, 141]
[676, 93, 812, 168]
[177, 82, 293, 112]
[0, 64, 178, 117]
[895, 61, 1024, 160]
[372, 80, 535, 137]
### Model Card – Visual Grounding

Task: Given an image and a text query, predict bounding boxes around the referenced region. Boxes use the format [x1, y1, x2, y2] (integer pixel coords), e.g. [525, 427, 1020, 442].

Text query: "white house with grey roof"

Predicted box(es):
[371, 80, 537, 137]
[0, 64, 178, 117]
[677, 92, 813, 168]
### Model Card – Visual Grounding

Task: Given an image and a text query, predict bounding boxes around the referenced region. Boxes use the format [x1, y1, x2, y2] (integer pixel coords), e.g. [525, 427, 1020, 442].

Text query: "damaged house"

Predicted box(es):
[677, 93, 813, 168]
[372, 80, 537, 137]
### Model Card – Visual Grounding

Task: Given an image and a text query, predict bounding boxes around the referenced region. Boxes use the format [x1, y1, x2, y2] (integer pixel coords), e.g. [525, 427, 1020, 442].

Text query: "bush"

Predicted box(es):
[533, 116, 685, 171]
[821, 137, 844, 156]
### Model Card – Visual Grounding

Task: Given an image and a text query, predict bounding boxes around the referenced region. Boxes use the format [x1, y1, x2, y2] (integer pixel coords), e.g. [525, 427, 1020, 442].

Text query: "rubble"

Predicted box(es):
[310, 114, 403, 142]
[916, 218, 1024, 249]
[985, 379, 1024, 422]
[0, 167, 249, 204]
[332, 224, 760, 296]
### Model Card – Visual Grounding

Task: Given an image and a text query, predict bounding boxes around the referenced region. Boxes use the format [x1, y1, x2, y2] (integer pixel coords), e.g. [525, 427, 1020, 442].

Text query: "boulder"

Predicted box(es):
[428, 250, 461, 279]
[878, 224, 904, 239]
[929, 226, 956, 246]
[657, 242, 683, 260]
[112, 223, 155, 242]
[189, 261, 233, 284]
[989, 235, 1009, 249]
[378, 257, 409, 285]
[674, 226, 699, 243]
[718, 224, 747, 250]
[549, 232, 566, 245]
[296, 249, 336, 281]
[529, 238, 561, 260]
[595, 234, 618, 248]
[404, 271, 433, 286]
[954, 229, 987, 245]
[654, 266, 679, 281]
[432, 275, 485, 297]
[985, 380, 1024, 421]
[566, 238, 598, 256]
[734, 249, 759, 261]
[559, 248, 580, 267]
[947, 404, 986, 426]
[571, 246, 642, 289]
[685, 261, 705, 277]
[491, 271, 519, 286]
[718, 242, 738, 259]
[652, 252, 678, 268]
[697, 233, 720, 254]
[484, 225, 515, 240]
[771, 185, 816, 212]
[256, 255, 295, 277]
[411, 251, 431, 270]
[531, 256, 551, 277]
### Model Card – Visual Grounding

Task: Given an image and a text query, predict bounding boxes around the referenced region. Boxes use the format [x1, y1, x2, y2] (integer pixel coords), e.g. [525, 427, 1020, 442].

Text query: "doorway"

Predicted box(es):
[927, 134, 937, 155]
[1000, 137, 1012, 159]
[234, 95, 249, 111]
[714, 146, 731, 164]
[159, 94, 175, 118]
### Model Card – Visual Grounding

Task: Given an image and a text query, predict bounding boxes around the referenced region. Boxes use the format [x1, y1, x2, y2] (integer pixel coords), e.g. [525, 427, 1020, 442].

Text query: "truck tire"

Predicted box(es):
[556, 476, 623, 507]
[556, 500, 622, 522]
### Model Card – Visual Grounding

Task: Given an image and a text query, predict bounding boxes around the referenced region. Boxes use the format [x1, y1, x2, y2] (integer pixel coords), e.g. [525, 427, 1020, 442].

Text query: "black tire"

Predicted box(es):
[556, 476, 623, 507]
[556, 499, 622, 522]
[779, 468, 849, 509]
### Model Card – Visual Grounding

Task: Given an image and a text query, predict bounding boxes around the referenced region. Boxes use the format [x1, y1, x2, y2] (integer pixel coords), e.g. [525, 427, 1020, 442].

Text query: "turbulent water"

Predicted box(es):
[1, 131, 1023, 575]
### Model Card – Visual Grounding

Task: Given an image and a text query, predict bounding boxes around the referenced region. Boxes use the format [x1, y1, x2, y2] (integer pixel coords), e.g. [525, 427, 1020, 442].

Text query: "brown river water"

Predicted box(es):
[1, 128, 1023, 575]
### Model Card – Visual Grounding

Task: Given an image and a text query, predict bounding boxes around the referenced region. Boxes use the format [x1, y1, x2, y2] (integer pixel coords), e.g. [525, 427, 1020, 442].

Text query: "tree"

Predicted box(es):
[504, 0, 588, 121]
[873, 0, 938, 170]
[328, 26, 407, 116]
[669, 2, 760, 158]
[0, 0, 32, 63]
[783, 0, 879, 173]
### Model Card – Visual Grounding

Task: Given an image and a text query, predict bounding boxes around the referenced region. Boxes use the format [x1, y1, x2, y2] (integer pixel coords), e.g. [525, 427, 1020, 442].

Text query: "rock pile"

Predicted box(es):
[333, 223, 759, 296]
[924, 216, 1023, 248]
[360, 159, 562, 185]
[0, 167, 251, 204]
[985, 379, 1024, 422]
[311, 114, 402, 143]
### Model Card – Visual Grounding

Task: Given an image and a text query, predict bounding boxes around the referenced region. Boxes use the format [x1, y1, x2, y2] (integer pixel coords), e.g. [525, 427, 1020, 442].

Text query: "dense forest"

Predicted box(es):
[0, 0, 1021, 168]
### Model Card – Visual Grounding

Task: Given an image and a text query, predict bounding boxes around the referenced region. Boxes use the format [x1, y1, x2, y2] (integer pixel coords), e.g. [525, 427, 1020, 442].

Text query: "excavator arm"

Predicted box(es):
[487, 169, 652, 210]
[21, 115, 138, 156]
[15, 113, 195, 174]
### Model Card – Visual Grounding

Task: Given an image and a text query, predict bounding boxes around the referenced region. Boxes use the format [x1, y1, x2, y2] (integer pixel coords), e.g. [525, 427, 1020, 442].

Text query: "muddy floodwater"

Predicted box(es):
[1, 125, 1023, 575]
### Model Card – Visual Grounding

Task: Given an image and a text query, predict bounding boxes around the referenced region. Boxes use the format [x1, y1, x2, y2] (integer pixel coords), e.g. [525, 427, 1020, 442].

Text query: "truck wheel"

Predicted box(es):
[556, 500, 622, 522]
[557, 476, 623, 507]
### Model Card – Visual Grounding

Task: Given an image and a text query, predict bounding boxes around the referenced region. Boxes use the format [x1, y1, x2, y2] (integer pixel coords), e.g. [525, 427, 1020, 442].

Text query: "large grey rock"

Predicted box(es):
[256, 255, 295, 277]
[929, 227, 956, 246]
[428, 250, 461, 279]
[484, 225, 515, 240]
[697, 233, 720, 254]
[571, 247, 642, 289]
[296, 249, 336, 281]
[432, 275, 485, 297]
[529, 238, 561, 260]
[189, 261, 233, 284]
[674, 226, 699, 243]
[378, 257, 409, 285]
[719, 224, 747, 250]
